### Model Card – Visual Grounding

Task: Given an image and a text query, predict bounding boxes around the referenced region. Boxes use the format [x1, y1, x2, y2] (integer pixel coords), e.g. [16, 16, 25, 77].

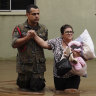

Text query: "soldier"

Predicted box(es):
[12, 4, 48, 92]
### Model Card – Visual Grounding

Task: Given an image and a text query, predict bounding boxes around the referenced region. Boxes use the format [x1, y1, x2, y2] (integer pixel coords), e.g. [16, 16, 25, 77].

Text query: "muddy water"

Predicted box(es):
[0, 59, 96, 96]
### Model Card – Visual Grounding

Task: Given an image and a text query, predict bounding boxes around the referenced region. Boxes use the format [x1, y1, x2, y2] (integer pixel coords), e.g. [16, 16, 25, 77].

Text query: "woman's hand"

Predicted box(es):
[72, 50, 81, 57]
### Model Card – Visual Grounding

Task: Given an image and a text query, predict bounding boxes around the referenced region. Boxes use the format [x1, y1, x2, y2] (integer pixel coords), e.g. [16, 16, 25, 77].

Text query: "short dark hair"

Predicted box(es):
[60, 24, 73, 34]
[26, 4, 39, 13]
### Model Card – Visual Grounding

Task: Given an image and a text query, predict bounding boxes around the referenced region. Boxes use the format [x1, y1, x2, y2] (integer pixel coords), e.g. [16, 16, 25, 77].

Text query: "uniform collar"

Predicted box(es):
[24, 20, 40, 30]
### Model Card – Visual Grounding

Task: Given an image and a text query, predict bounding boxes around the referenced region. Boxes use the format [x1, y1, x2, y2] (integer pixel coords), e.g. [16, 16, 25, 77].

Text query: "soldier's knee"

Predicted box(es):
[16, 73, 45, 91]
[30, 77, 45, 91]
[17, 77, 30, 89]
[16, 73, 30, 89]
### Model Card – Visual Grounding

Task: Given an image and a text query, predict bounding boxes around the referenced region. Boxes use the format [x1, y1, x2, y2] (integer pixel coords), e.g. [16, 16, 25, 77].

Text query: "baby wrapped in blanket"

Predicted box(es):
[64, 41, 87, 77]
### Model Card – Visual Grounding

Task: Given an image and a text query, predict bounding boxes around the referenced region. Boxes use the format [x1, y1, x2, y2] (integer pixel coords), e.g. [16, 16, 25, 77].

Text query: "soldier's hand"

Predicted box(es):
[27, 30, 36, 39]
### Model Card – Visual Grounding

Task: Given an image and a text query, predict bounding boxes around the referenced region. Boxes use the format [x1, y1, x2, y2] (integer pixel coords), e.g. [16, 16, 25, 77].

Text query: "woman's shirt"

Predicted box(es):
[47, 37, 74, 78]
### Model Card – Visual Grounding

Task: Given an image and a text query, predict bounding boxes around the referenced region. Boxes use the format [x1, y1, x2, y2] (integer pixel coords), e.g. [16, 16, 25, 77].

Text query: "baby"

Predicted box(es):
[64, 41, 87, 77]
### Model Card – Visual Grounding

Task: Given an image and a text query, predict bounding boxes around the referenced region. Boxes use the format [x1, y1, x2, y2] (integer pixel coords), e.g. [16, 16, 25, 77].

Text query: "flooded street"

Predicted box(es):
[0, 59, 96, 96]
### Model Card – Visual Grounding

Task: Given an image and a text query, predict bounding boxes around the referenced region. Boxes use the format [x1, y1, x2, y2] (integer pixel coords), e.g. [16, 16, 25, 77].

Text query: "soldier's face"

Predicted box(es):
[27, 8, 40, 24]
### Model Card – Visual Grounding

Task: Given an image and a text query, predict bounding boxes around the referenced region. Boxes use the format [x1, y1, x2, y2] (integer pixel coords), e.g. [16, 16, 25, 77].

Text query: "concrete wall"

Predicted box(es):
[0, 0, 96, 60]
[0, 14, 27, 60]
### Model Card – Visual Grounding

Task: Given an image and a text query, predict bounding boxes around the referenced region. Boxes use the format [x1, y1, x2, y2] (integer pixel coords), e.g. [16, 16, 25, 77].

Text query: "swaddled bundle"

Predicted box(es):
[64, 41, 87, 77]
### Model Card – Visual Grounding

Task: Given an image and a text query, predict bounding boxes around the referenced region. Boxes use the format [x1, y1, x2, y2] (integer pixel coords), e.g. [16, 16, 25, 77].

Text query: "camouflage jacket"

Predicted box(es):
[12, 20, 48, 73]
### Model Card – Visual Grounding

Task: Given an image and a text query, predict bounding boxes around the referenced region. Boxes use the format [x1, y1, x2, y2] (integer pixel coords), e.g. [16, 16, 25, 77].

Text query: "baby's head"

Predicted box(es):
[68, 41, 82, 52]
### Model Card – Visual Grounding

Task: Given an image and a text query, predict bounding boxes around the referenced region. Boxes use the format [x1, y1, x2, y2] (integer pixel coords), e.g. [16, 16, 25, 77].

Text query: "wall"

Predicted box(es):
[37, 0, 96, 59]
[0, 0, 96, 60]
[0, 13, 27, 60]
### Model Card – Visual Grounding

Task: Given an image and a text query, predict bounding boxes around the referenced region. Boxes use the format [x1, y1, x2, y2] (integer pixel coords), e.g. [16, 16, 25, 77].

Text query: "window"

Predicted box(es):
[0, 0, 35, 11]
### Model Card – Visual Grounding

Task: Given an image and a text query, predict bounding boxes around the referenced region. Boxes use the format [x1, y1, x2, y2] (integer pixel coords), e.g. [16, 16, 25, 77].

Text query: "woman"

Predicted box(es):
[28, 24, 80, 92]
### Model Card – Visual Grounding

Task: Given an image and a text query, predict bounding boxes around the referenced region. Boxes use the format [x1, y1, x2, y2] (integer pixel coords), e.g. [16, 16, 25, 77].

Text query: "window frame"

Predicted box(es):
[0, 0, 36, 12]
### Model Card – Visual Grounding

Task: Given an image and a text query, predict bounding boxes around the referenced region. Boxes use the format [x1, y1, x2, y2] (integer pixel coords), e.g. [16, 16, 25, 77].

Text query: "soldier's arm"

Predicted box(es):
[12, 36, 31, 48]
[12, 27, 32, 48]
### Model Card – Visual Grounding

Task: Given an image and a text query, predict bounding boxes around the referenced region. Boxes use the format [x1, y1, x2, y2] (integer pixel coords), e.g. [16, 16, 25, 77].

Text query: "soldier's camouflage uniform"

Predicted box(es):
[12, 20, 48, 91]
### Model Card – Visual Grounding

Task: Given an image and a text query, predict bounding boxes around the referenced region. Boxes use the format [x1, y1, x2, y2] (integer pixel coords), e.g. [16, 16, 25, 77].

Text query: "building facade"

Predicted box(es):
[0, 0, 96, 60]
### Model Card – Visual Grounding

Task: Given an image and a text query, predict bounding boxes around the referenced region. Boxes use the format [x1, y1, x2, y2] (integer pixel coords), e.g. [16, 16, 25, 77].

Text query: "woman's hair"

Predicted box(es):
[26, 4, 39, 13]
[60, 24, 73, 35]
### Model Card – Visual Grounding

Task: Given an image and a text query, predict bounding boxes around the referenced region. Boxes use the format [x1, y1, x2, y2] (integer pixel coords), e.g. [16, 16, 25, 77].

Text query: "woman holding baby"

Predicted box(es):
[28, 24, 85, 92]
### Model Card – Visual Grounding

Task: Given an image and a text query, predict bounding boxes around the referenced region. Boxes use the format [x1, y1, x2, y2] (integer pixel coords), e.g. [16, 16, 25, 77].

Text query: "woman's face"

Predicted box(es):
[62, 27, 74, 42]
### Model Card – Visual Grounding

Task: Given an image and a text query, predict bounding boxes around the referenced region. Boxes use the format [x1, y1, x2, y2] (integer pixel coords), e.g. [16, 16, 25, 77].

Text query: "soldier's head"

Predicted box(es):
[26, 4, 39, 13]
[26, 4, 40, 26]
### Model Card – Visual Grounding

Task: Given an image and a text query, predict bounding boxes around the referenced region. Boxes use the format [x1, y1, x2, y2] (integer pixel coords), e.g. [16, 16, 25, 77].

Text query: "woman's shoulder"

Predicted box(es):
[50, 37, 62, 41]
[47, 37, 62, 48]
[48, 37, 62, 44]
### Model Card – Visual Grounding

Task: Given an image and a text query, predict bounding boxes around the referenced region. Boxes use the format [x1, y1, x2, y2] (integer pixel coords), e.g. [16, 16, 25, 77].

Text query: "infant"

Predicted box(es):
[64, 41, 87, 77]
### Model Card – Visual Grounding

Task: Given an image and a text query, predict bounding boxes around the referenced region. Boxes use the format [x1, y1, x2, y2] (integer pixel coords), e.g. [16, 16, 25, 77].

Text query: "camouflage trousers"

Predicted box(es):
[17, 72, 45, 92]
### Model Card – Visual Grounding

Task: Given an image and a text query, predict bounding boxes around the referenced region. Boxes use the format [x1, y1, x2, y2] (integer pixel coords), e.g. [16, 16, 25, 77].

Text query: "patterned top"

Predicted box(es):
[47, 37, 74, 78]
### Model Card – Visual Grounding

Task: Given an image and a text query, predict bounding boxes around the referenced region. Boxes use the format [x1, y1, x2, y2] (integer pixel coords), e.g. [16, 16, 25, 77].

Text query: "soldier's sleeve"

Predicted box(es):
[44, 27, 48, 41]
[39, 24, 48, 41]
[41, 25, 48, 41]
[12, 26, 21, 47]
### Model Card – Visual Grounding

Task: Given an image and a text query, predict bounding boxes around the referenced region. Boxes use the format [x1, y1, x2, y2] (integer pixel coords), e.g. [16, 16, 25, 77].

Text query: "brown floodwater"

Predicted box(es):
[0, 59, 96, 96]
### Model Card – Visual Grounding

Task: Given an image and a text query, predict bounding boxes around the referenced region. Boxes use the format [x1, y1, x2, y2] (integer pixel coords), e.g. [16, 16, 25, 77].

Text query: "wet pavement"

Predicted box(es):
[0, 59, 96, 96]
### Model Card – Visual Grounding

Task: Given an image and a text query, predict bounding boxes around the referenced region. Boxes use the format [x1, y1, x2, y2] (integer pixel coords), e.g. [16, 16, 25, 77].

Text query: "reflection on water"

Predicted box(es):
[0, 59, 96, 96]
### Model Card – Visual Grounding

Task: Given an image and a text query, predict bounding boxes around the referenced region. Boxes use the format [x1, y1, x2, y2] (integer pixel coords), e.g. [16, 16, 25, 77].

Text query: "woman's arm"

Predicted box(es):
[29, 30, 51, 49]
[34, 35, 51, 49]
